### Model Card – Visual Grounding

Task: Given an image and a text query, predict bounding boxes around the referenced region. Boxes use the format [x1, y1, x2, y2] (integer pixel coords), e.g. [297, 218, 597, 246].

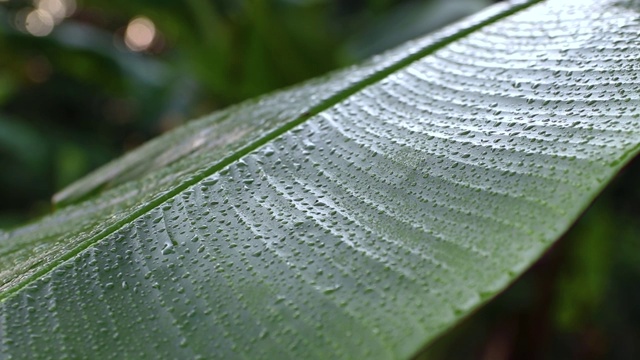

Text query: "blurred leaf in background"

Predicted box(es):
[0, 0, 492, 226]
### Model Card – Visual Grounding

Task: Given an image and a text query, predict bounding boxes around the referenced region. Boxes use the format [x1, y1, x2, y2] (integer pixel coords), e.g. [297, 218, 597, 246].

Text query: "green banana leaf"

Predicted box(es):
[2, 0, 640, 358]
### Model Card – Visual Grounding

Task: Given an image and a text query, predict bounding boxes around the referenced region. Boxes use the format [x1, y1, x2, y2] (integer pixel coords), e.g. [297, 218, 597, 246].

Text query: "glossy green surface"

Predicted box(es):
[2, 0, 640, 358]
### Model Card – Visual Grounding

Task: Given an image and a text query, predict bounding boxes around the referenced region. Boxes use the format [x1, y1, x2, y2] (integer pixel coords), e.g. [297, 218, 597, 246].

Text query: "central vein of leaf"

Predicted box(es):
[0, 0, 543, 302]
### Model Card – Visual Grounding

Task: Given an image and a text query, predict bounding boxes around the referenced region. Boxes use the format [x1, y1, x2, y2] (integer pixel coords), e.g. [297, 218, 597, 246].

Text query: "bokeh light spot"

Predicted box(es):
[36, 0, 76, 24]
[124, 16, 156, 52]
[25, 9, 54, 37]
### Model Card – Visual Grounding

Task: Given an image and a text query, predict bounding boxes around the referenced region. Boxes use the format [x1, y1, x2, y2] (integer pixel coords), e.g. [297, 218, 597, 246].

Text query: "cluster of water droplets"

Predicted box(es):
[3, 0, 640, 358]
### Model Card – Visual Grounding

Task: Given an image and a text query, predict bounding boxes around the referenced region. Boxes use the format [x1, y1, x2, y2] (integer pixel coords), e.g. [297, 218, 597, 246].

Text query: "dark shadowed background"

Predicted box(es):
[0, 0, 638, 359]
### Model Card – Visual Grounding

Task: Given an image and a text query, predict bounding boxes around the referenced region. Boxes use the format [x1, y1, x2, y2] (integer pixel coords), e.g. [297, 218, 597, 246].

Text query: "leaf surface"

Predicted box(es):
[2, 0, 640, 358]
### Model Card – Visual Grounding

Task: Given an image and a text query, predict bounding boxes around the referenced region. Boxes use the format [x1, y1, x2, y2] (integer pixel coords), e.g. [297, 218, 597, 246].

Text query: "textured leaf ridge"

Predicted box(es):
[2, 0, 640, 359]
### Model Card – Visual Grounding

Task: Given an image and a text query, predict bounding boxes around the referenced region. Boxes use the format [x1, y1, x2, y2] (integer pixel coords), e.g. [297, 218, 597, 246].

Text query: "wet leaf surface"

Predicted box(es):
[2, 0, 640, 358]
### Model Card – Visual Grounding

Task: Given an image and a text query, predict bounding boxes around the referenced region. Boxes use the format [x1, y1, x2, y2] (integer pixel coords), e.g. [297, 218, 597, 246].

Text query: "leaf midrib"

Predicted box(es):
[0, 0, 542, 302]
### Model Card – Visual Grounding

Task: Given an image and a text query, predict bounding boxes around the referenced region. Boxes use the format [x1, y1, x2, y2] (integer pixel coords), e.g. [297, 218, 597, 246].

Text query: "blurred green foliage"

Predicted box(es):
[0, 0, 638, 358]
